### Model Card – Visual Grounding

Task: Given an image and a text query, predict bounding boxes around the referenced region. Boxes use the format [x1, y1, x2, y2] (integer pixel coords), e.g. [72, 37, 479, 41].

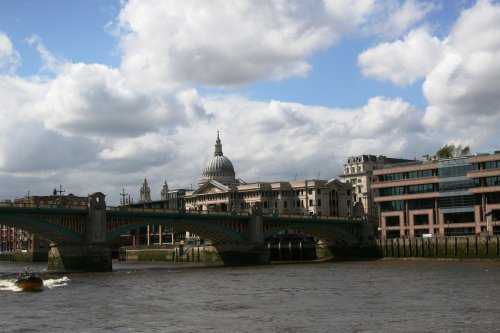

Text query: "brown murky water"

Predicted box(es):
[1, 260, 499, 332]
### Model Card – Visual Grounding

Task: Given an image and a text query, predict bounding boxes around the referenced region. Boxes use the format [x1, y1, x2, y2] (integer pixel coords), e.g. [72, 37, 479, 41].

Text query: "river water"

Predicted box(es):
[0, 260, 499, 333]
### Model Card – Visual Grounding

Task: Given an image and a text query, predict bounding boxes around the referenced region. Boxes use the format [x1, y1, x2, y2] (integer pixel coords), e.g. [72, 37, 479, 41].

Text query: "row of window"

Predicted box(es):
[379, 187, 404, 196]
[380, 195, 476, 212]
[439, 179, 480, 191]
[378, 169, 438, 182]
[345, 166, 363, 174]
[378, 179, 486, 197]
[378, 164, 485, 182]
[408, 170, 433, 179]
[485, 176, 500, 187]
[485, 161, 500, 169]
[379, 184, 434, 196]
[408, 184, 434, 194]
[378, 173, 404, 182]
[242, 199, 325, 210]
[240, 189, 325, 198]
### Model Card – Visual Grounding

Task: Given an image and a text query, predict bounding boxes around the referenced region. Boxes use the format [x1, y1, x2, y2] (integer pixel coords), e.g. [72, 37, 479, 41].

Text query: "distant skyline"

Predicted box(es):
[0, 0, 499, 204]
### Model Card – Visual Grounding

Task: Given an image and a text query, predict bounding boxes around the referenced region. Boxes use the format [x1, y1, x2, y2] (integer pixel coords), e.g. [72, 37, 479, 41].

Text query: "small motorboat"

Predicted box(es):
[15, 269, 44, 292]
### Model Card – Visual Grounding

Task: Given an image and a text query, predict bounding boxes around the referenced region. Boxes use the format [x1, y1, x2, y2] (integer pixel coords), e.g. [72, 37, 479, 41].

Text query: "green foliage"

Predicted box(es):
[436, 143, 470, 159]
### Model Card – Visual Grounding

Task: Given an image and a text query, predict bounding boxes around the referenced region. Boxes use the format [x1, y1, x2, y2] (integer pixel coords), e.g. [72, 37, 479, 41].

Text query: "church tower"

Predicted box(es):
[160, 179, 169, 200]
[139, 178, 151, 202]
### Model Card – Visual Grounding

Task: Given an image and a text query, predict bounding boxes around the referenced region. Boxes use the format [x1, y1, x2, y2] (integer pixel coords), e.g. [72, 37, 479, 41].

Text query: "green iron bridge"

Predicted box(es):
[0, 193, 372, 271]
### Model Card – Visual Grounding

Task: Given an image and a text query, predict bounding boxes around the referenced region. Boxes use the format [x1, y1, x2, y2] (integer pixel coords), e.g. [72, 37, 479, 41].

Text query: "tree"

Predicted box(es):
[436, 144, 470, 159]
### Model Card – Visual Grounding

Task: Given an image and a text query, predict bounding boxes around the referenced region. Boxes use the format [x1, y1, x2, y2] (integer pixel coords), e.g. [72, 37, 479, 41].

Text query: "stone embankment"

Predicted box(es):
[377, 236, 500, 259]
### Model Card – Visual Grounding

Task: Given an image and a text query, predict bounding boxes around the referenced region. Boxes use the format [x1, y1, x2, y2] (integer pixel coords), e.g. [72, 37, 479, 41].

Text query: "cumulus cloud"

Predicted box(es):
[358, 28, 444, 85]
[357, 0, 436, 38]
[357, 1, 500, 150]
[351, 97, 423, 136]
[422, 0, 500, 146]
[117, 0, 341, 88]
[0, 32, 20, 73]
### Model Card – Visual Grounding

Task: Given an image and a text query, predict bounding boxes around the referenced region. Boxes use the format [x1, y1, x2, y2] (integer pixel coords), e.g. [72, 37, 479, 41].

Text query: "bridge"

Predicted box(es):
[0, 193, 372, 272]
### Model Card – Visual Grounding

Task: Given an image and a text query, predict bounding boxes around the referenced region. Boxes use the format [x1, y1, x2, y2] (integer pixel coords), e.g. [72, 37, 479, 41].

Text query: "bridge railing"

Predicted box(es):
[0, 202, 88, 210]
[106, 206, 250, 217]
[184, 210, 249, 217]
[263, 213, 362, 222]
[106, 206, 181, 214]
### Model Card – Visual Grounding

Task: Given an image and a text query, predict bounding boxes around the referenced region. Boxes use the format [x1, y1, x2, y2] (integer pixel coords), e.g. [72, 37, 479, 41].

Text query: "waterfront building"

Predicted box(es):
[184, 133, 353, 217]
[373, 151, 500, 238]
[340, 155, 414, 224]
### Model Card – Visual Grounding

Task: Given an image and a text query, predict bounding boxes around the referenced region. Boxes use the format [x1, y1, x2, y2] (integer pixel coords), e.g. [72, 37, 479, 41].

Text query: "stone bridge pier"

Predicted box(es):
[213, 202, 269, 265]
[48, 192, 112, 272]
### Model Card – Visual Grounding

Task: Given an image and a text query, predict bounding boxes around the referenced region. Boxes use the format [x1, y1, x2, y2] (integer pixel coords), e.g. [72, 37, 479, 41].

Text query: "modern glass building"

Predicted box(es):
[373, 152, 500, 238]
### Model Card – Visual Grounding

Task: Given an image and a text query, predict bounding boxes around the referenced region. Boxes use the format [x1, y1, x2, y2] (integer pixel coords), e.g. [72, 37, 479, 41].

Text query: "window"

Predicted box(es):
[485, 161, 500, 170]
[379, 173, 404, 182]
[439, 180, 478, 191]
[408, 184, 434, 194]
[284, 201, 288, 209]
[317, 199, 321, 207]
[485, 176, 500, 186]
[438, 165, 471, 178]
[438, 195, 474, 208]
[309, 199, 313, 206]
[317, 189, 321, 194]
[380, 200, 404, 212]
[379, 187, 404, 196]
[414, 214, 429, 225]
[385, 216, 400, 227]
[408, 199, 434, 210]
[408, 169, 433, 179]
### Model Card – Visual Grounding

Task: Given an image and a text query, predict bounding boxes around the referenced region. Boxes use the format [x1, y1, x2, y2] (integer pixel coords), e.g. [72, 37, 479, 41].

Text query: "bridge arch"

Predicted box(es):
[0, 214, 85, 244]
[107, 216, 248, 245]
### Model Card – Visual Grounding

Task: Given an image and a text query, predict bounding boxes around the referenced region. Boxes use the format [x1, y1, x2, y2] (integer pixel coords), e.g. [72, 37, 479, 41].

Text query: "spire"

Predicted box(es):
[160, 179, 169, 200]
[214, 131, 223, 156]
[140, 177, 151, 202]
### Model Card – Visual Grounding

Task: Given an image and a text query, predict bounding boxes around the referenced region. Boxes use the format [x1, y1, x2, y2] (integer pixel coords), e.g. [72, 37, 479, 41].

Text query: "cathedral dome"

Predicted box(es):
[203, 155, 235, 174]
[199, 132, 237, 186]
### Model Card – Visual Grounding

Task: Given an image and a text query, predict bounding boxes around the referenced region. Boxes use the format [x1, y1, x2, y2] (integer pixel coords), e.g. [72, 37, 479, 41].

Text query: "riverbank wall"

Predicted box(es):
[377, 236, 500, 259]
[0, 250, 48, 262]
[118, 244, 269, 265]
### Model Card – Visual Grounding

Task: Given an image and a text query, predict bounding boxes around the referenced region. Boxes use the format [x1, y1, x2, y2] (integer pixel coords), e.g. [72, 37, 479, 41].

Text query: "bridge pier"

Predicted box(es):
[48, 243, 112, 272]
[211, 243, 270, 265]
[47, 192, 113, 272]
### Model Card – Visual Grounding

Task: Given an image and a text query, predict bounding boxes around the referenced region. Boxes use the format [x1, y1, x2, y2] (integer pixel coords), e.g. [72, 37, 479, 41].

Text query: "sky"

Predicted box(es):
[1, 0, 499, 205]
